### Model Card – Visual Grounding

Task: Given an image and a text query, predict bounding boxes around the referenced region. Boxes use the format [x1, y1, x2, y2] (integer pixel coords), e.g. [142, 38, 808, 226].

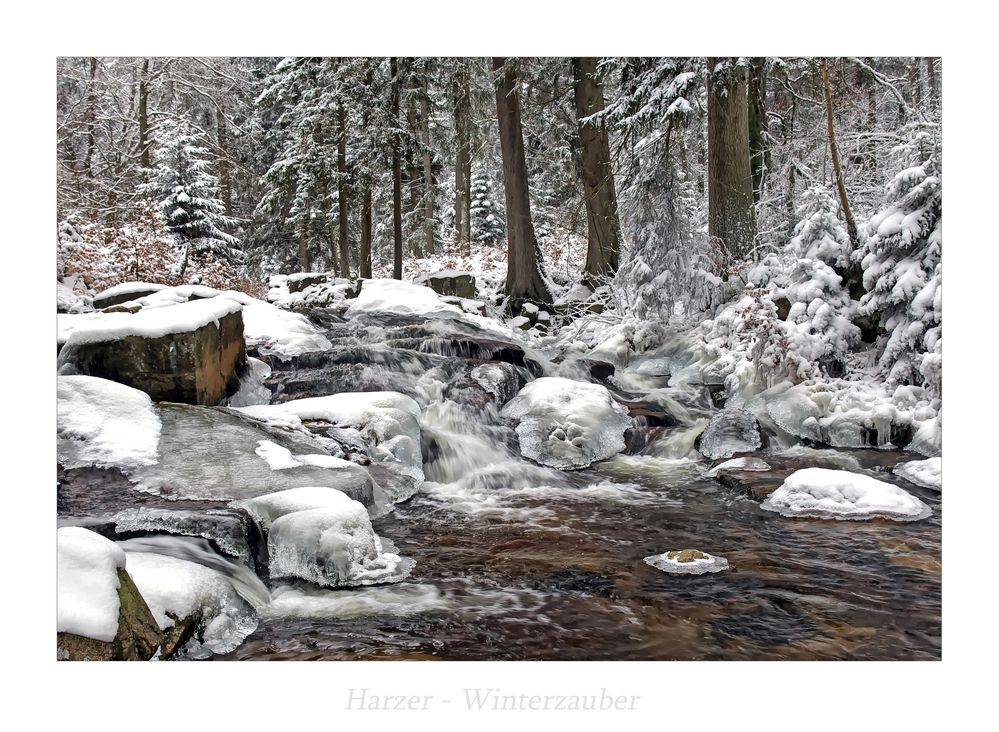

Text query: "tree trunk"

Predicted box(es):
[420, 71, 434, 256]
[573, 57, 622, 283]
[820, 58, 858, 247]
[360, 183, 372, 279]
[216, 111, 232, 217]
[454, 61, 472, 254]
[747, 57, 769, 201]
[707, 57, 757, 259]
[137, 58, 150, 170]
[298, 223, 312, 272]
[927, 57, 940, 109]
[390, 57, 403, 280]
[493, 57, 552, 309]
[84, 57, 98, 183]
[336, 101, 351, 277]
[406, 89, 423, 259]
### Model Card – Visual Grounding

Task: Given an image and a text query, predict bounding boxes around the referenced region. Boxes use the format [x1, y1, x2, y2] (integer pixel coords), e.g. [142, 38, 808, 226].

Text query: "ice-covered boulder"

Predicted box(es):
[500, 376, 635, 470]
[112, 508, 256, 566]
[92, 281, 167, 309]
[893, 457, 941, 492]
[124, 551, 258, 658]
[415, 270, 476, 300]
[262, 490, 414, 588]
[644, 549, 730, 575]
[705, 456, 772, 478]
[761, 467, 931, 521]
[57, 297, 246, 405]
[698, 408, 763, 459]
[57, 527, 161, 661]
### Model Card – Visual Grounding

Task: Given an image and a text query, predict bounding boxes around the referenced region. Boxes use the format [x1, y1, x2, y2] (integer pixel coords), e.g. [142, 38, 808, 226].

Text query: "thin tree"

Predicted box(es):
[820, 58, 858, 247]
[390, 57, 404, 280]
[336, 98, 351, 277]
[747, 57, 769, 201]
[707, 57, 757, 259]
[573, 56, 622, 282]
[493, 57, 552, 308]
[453, 59, 472, 255]
[420, 66, 435, 257]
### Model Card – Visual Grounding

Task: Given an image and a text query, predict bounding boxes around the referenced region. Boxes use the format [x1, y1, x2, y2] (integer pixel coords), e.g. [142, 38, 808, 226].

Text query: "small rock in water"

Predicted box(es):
[705, 456, 772, 478]
[644, 549, 730, 575]
[699, 408, 763, 459]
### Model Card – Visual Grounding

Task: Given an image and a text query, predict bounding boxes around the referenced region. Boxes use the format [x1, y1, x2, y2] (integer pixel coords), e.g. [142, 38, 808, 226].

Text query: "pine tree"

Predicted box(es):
[469, 171, 506, 245]
[142, 118, 240, 263]
[856, 127, 942, 394]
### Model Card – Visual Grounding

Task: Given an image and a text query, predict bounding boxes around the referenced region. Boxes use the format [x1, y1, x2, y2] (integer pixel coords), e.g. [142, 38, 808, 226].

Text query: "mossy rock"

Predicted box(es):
[665, 549, 707, 563]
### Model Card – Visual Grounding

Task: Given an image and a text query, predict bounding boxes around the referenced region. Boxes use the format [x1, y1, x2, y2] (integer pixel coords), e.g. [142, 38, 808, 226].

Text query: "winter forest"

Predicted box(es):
[56, 57, 942, 662]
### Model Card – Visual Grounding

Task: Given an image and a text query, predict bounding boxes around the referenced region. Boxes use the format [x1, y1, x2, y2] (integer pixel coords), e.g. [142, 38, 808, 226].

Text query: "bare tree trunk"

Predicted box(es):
[821, 58, 858, 247]
[137, 58, 150, 171]
[707, 57, 757, 259]
[747, 57, 769, 201]
[298, 224, 312, 272]
[572, 57, 622, 282]
[453, 60, 472, 255]
[420, 71, 435, 256]
[336, 101, 351, 277]
[927, 57, 941, 110]
[493, 57, 551, 309]
[390, 57, 403, 280]
[406, 87, 424, 260]
[83, 57, 98, 192]
[360, 183, 372, 279]
[216, 111, 232, 217]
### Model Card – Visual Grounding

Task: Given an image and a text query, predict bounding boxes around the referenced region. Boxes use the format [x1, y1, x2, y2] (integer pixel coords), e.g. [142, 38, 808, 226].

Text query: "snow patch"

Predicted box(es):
[58, 527, 126, 642]
[893, 457, 941, 492]
[761, 467, 931, 521]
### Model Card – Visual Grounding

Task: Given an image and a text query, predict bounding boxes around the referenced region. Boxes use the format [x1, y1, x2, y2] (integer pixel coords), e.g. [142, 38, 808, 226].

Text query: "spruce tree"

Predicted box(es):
[469, 171, 506, 246]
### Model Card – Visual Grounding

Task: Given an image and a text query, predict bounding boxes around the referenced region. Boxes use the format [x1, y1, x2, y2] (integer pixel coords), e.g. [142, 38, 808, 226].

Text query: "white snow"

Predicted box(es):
[123, 551, 258, 656]
[644, 550, 729, 575]
[95, 281, 167, 300]
[267, 503, 414, 588]
[347, 278, 465, 318]
[893, 457, 941, 492]
[57, 375, 161, 470]
[237, 486, 364, 529]
[500, 377, 634, 469]
[705, 457, 772, 477]
[236, 391, 423, 478]
[57, 527, 126, 642]
[254, 440, 358, 472]
[761, 467, 931, 521]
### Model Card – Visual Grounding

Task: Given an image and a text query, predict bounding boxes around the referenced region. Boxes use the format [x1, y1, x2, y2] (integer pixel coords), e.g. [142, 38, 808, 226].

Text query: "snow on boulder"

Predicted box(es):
[92, 281, 167, 310]
[57, 280, 93, 313]
[500, 376, 635, 470]
[347, 277, 465, 319]
[236, 391, 423, 481]
[57, 527, 161, 661]
[124, 551, 258, 658]
[893, 457, 942, 492]
[644, 549, 730, 575]
[705, 456, 772, 478]
[761, 467, 931, 521]
[236, 486, 362, 529]
[267, 499, 415, 588]
[57, 297, 246, 405]
[698, 407, 763, 459]
[58, 375, 161, 470]
[415, 270, 477, 300]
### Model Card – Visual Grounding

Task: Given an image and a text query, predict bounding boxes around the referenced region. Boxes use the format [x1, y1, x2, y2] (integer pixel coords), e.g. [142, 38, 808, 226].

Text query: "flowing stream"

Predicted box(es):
[211, 310, 941, 661]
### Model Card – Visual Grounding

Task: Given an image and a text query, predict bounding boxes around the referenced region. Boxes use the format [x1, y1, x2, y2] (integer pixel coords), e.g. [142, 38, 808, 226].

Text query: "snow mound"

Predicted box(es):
[347, 278, 464, 318]
[254, 439, 358, 472]
[761, 467, 931, 521]
[236, 391, 423, 480]
[267, 503, 415, 588]
[705, 456, 771, 477]
[236, 486, 364, 530]
[699, 408, 762, 459]
[58, 527, 126, 642]
[95, 281, 167, 300]
[893, 457, 941, 492]
[644, 549, 729, 575]
[500, 377, 635, 469]
[58, 375, 161, 470]
[123, 551, 258, 657]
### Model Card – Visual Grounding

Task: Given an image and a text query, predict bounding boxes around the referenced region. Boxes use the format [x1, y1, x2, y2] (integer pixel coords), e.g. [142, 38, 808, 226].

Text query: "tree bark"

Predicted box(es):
[420, 71, 435, 256]
[360, 182, 372, 279]
[927, 57, 940, 109]
[747, 57, 769, 201]
[336, 101, 351, 277]
[820, 58, 858, 247]
[84, 57, 98, 183]
[707, 57, 757, 259]
[390, 57, 403, 280]
[216, 110, 232, 217]
[493, 57, 552, 308]
[453, 60, 472, 254]
[573, 57, 622, 283]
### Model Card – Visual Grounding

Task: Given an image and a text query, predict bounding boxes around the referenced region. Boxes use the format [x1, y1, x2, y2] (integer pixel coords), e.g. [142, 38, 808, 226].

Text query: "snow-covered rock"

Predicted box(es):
[92, 281, 167, 309]
[58, 375, 161, 470]
[414, 270, 476, 299]
[267, 498, 415, 588]
[644, 549, 730, 575]
[57, 527, 127, 642]
[893, 457, 941, 492]
[699, 408, 762, 459]
[347, 278, 464, 319]
[57, 280, 93, 313]
[124, 551, 258, 657]
[705, 456, 772, 477]
[761, 467, 931, 521]
[500, 376, 635, 470]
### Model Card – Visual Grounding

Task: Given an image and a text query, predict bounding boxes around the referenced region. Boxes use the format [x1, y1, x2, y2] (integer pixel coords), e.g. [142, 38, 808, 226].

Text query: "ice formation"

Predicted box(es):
[57, 375, 161, 470]
[57, 527, 126, 642]
[705, 456, 772, 477]
[893, 457, 942, 492]
[698, 407, 762, 459]
[644, 549, 729, 575]
[500, 376, 635, 469]
[761, 467, 931, 521]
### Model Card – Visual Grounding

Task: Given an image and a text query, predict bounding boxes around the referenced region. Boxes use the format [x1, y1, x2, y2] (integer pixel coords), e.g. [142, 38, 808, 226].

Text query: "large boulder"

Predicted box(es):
[286, 272, 329, 293]
[57, 527, 162, 661]
[57, 298, 247, 406]
[416, 270, 476, 299]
